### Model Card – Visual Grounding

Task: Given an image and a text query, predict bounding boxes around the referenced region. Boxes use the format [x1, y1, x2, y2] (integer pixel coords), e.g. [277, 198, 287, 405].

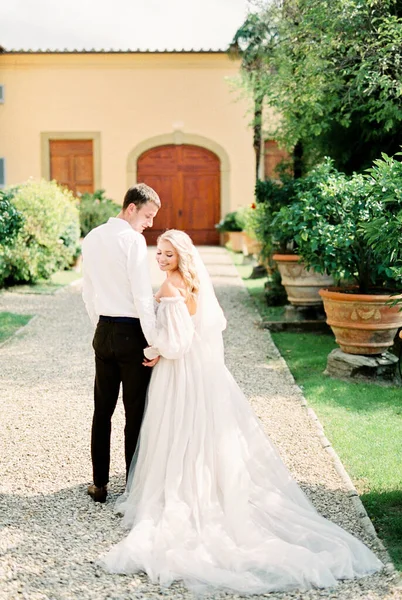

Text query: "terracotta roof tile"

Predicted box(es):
[0, 47, 228, 54]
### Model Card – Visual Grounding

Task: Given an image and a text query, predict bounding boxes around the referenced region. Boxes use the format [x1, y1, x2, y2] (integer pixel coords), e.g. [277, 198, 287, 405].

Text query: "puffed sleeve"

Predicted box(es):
[144, 297, 194, 360]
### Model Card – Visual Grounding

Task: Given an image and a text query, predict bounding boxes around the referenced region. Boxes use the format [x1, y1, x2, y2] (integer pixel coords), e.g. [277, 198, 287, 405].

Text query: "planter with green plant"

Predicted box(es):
[251, 175, 298, 259]
[244, 176, 300, 304]
[215, 209, 246, 252]
[237, 203, 267, 259]
[240, 204, 260, 257]
[271, 253, 334, 307]
[274, 156, 402, 354]
[265, 167, 335, 307]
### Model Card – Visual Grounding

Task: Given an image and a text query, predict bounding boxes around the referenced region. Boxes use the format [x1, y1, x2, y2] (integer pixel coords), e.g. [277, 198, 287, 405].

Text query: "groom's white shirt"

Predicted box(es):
[82, 217, 156, 345]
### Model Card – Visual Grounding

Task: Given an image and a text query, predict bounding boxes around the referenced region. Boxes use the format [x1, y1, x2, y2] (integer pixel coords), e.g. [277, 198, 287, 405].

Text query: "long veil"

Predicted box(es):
[191, 246, 227, 363]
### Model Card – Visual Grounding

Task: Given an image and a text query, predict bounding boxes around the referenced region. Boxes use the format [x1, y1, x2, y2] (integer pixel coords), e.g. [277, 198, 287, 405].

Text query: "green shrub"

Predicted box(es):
[79, 190, 120, 237]
[0, 190, 26, 285]
[1, 179, 80, 286]
[0, 190, 24, 245]
[271, 160, 340, 252]
[362, 153, 402, 286]
[215, 209, 247, 233]
[239, 205, 257, 238]
[255, 176, 296, 211]
[273, 155, 402, 293]
[247, 176, 298, 259]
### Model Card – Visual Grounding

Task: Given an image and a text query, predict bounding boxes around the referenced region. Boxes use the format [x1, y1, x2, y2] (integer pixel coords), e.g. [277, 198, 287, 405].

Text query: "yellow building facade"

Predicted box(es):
[0, 51, 267, 243]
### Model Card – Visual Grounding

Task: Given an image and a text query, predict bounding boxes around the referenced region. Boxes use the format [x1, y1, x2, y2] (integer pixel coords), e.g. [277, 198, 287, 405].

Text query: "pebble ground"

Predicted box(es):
[0, 247, 401, 600]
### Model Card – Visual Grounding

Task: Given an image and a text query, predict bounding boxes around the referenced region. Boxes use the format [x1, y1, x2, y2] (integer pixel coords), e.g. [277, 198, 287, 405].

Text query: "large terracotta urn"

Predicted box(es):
[224, 231, 243, 252]
[273, 253, 334, 307]
[319, 288, 402, 355]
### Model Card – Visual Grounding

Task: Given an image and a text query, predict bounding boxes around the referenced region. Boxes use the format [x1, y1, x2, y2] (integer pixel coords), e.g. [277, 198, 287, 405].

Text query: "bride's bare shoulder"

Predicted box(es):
[157, 279, 181, 298]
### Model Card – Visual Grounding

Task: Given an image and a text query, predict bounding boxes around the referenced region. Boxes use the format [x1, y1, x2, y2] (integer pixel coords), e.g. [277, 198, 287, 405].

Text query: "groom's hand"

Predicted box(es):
[143, 356, 160, 367]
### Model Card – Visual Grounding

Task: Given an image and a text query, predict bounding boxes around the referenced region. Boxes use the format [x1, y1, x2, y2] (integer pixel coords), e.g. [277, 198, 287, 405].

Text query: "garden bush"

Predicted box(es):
[362, 153, 402, 286]
[251, 176, 298, 258]
[215, 209, 246, 233]
[0, 190, 25, 285]
[0, 190, 24, 245]
[79, 189, 120, 237]
[1, 179, 80, 286]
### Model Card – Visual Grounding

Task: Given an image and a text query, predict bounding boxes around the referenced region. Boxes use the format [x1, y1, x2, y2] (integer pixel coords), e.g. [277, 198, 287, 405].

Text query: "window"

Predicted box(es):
[0, 85, 4, 104]
[0, 158, 5, 188]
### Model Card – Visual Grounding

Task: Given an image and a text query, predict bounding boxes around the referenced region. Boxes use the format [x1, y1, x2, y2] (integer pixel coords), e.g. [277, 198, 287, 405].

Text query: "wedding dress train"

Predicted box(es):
[101, 296, 382, 594]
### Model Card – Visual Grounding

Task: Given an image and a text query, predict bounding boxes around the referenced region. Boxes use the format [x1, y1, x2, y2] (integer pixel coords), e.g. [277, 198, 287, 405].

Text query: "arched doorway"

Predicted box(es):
[137, 144, 220, 245]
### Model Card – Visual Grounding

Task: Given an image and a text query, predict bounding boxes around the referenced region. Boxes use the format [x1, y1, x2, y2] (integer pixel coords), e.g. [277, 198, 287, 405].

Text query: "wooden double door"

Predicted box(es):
[137, 144, 221, 245]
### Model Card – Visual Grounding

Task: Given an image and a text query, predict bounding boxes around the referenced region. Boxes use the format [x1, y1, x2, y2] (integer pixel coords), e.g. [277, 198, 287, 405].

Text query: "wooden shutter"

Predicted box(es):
[50, 140, 94, 195]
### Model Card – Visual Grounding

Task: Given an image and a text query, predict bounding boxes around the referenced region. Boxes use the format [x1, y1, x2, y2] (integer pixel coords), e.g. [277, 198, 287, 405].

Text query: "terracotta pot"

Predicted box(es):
[319, 287, 402, 355]
[241, 232, 262, 257]
[225, 231, 243, 253]
[273, 253, 334, 307]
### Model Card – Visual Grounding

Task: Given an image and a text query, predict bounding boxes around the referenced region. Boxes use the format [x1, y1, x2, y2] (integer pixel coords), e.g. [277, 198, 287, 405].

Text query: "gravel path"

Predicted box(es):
[0, 247, 401, 600]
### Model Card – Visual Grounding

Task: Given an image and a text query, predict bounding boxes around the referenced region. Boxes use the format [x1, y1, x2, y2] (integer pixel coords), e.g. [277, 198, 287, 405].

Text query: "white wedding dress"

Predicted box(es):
[101, 289, 382, 594]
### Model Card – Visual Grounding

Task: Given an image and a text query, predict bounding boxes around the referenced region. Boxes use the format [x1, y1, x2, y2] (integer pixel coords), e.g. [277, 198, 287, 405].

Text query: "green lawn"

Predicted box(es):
[235, 257, 402, 570]
[0, 312, 33, 343]
[0, 268, 81, 341]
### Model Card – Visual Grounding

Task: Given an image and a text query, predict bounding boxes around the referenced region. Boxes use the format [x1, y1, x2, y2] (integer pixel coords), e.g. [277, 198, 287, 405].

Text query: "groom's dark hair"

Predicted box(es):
[123, 183, 161, 210]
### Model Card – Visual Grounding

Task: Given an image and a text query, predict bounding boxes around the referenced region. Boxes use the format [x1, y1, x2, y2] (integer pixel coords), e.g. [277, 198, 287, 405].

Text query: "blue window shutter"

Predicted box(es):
[0, 158, 5, 187]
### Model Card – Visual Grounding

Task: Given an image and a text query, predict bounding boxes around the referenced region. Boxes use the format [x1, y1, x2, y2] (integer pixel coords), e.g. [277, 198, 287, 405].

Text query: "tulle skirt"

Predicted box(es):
[100, 338, 382, 594]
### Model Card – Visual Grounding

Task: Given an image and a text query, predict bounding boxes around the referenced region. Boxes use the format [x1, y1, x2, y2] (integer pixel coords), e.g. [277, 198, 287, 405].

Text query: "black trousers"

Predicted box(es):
[91, 317, 151, 487]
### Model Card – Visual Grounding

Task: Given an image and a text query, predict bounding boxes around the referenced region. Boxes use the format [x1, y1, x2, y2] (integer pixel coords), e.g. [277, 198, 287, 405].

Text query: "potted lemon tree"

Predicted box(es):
[269, 167, 335, 307]
[275, 155, 402, 354]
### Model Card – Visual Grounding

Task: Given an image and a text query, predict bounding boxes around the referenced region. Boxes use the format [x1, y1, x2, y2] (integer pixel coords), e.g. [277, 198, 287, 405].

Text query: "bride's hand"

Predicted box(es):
[143, 355, 160, 367]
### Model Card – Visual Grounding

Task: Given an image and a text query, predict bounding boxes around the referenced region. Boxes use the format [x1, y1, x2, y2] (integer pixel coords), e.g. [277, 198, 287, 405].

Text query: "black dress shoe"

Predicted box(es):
[87, 484, 108, 503]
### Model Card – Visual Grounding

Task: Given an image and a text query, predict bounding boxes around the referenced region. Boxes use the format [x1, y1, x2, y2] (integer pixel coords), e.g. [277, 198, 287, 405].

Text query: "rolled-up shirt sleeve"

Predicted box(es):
[82, 256, 99, 327]
[127, 234, 156, 346]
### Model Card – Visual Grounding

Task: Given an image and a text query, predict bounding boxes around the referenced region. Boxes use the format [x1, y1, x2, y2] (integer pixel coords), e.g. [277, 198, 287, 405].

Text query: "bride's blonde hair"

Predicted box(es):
[157, 230, 200, 299]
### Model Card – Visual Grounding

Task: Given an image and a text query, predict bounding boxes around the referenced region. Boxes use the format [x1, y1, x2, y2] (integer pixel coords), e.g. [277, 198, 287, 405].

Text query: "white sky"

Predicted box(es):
[0, 0, 251, 51]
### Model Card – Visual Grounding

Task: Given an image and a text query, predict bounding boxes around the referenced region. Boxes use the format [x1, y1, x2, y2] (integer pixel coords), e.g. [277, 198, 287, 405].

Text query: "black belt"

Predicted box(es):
[99, 315, 140, 323]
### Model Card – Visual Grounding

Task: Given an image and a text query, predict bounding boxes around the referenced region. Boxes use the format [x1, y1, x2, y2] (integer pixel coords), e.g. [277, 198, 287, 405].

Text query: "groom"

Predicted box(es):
[82, 183, 161, 503]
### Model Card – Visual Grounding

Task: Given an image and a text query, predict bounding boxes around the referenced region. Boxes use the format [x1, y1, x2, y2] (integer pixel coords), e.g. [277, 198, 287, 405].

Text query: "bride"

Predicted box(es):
[100, 229, 382, 594]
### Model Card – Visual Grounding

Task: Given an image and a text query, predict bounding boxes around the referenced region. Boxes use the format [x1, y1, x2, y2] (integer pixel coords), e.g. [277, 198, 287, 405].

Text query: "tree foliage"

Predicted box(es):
[233, 0, 402, 173]
[229, 12, 275, 180]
